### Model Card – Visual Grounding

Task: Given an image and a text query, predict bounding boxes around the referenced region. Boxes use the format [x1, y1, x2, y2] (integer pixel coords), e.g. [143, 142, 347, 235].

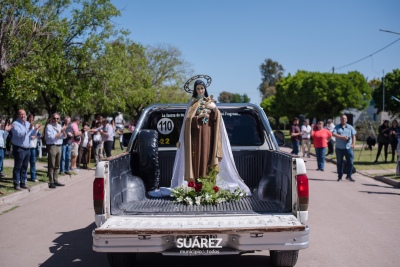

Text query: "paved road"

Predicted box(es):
[0, 151, 399, 267]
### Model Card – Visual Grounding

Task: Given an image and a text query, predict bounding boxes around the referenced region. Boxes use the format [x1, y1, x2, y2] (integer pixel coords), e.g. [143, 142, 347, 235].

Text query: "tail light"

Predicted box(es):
[93, 178, 104, 214]
[296, 174, 309, 211]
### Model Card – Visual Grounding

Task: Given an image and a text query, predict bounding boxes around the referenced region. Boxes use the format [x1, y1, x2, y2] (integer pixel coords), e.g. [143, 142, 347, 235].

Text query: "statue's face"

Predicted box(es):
[195, 84, 205, 96]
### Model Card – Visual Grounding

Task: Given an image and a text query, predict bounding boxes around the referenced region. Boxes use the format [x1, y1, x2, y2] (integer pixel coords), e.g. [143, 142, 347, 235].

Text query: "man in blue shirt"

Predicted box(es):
[332, 114, 357, 182]
[11, 109, 42, 190]
[60, 116, 73, 175]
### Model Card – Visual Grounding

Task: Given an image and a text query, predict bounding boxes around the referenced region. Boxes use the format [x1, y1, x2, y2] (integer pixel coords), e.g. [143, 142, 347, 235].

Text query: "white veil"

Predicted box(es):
[170, 99, 251, 196]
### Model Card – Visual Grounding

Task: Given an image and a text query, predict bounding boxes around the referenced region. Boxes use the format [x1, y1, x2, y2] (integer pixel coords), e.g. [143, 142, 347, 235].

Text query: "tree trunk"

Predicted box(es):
[0, 75, 4, 91]
[274, 116, 281, 130]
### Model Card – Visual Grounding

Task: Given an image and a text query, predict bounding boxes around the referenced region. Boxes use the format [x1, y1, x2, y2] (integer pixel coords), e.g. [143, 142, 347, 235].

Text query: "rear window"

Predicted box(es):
[146, 108, 263, 147]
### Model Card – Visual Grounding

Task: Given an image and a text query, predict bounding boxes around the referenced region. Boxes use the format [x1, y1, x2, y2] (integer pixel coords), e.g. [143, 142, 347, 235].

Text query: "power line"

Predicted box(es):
[334, 37, 400, 71]
[379, 29, 400, 35]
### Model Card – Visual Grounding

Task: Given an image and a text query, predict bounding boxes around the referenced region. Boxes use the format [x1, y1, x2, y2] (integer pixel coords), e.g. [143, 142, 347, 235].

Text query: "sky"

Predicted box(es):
[110, 0, 400, 104]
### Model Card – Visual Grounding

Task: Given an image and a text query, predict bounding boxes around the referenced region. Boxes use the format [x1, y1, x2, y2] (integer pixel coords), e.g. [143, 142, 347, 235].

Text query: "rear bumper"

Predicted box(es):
[93, 227, 309, 253]
[92, 215, 309, 253]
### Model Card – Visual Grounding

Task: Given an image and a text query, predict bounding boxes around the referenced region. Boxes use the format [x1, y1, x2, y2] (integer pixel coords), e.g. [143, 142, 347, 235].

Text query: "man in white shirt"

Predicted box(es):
[100, 118, 114, 157]
[301, 120, 312, 157]
[78, 123, 92, 169]
[45, 113, 67, 188]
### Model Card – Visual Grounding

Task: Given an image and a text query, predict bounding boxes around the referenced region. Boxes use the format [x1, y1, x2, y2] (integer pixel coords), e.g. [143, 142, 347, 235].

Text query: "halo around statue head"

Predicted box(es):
[183, 74, 212, 94]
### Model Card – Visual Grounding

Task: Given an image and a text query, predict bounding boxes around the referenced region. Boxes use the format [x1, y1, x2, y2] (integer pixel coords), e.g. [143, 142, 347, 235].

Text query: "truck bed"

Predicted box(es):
[120, 195, 285, 215]
[108, 150, 294, 216]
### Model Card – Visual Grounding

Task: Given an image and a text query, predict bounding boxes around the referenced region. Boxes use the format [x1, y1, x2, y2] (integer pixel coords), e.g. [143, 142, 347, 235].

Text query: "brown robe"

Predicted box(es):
[184, 98, 222, 182]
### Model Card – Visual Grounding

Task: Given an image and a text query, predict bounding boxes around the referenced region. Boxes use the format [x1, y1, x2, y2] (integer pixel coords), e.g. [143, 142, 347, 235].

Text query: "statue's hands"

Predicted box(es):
[205, 102, 216, 110]
[198, 110, 210, 119]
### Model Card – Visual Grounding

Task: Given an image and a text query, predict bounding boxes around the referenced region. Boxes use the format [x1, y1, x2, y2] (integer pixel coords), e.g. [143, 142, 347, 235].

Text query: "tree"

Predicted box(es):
[372, 69, 400, 117]
[218, 91, 250, 103]
[0, 2, 194, 121]
[39, 0, 121, 117]
[218, 91, 231, 103]
[146, 44, 193, 102]
[274, 71, 371, 121]
[260, 95, 283, 130]
[258, 58, 285, 129]
[0, 0, 123, 118]
[368, 78, 381, 89]
[0, 0, 61, 89]
[258, 58, 284, 98]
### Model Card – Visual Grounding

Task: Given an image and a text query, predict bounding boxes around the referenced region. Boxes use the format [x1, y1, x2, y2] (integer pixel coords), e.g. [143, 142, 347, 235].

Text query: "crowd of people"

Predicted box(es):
[1, 105, 399, 191]
[0, 110, 136, 191]
[290, 115, 400, 182]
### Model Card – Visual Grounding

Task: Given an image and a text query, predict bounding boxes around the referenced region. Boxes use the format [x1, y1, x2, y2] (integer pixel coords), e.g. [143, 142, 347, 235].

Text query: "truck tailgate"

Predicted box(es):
[94, 214, 305, 235]
[93, 215, 309, 253]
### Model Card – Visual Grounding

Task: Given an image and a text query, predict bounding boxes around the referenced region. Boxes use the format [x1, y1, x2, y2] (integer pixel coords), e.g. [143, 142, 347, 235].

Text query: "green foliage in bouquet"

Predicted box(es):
[171, 166, 246, 206]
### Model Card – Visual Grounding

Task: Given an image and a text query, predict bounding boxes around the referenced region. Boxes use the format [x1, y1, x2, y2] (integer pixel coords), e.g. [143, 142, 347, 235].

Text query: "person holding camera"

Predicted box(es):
[373, 120, 390, 164]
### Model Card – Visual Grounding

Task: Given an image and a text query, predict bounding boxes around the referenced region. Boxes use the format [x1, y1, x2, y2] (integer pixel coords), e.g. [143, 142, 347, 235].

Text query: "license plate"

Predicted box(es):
[176, 235, 222, 249]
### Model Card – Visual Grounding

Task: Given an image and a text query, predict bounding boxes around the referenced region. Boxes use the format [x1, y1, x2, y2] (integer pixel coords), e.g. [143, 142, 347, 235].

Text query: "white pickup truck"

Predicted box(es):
[92, 103, 309, 267]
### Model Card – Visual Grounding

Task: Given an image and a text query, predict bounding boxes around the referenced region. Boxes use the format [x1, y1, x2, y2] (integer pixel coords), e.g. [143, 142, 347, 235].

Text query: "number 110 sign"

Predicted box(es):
[157, 118, 174, 135]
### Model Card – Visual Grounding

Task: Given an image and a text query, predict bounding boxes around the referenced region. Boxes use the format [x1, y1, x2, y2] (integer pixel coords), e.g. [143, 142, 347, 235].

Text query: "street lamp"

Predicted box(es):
[391, 96, 400, 103]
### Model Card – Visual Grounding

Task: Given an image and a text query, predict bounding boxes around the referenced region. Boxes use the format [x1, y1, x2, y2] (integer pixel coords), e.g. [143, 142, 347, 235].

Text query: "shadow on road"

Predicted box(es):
[358, 191, 400, 196]
[308, 178, 337, 182]
[39, 223, 107, 267]
[361, 183, 399, 189]
[38, 222, 276, 267]
[135, 253, 272, 267]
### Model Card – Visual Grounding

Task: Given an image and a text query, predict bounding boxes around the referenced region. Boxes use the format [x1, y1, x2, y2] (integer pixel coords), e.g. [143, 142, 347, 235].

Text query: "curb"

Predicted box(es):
[318, 153, 400, 188]
[360, 173, 400, 188]
[0, 171, 83, 207]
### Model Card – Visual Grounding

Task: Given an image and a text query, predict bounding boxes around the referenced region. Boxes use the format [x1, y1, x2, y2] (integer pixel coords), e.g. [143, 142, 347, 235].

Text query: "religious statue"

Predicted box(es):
[171, 75, 251, 196]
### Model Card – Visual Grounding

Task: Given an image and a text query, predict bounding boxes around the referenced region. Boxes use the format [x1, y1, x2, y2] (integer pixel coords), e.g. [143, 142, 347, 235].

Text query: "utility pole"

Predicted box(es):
[382, 70, 385, 113]
[379, 29, 399, 119]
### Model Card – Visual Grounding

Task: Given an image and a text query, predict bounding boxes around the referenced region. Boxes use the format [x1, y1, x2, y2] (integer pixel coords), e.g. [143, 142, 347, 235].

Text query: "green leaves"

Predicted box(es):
[270, 71, 371, 120]
[372, 69, 400, 116]
[217, 91, 250, 103]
